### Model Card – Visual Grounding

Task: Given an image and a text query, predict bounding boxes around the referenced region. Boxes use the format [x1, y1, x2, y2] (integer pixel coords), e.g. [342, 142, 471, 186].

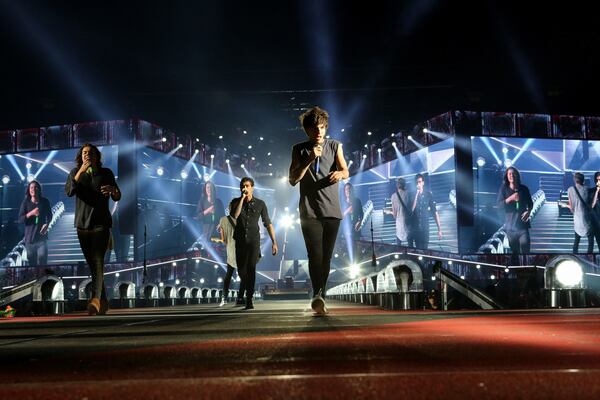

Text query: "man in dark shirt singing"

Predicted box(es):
[231, 177, 278, 310]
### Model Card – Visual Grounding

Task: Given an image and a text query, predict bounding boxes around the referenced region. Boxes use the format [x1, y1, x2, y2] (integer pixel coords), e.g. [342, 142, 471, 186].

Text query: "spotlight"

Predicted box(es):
[391, 133, 395, 137]
[259, 136, 264, 141]
[267, 152, 271, 156]
[195, 259, 200, 263]
[159, 282, 164, 287]
[269, 172, 273, 176]
[225, 159, 230, 164]
[161, 137, 167, 142]
[251, 157, 255, 161]
[362, 154, 367, 159]
[236, 276, 241, 282]
[448, 261, 453, 265]
[243, 130, 247, 134]
[392, 142, 397, 147]
[490, 275, 496, 280]
[178, 144, 183, 148]
[248, 145, 252, 149]
[71, 284, 76, 290]
[377, 148, 382, 153]
[423, 128, 428, 133]
[504, 268, 510, 273]
[210, 154, 215, 159]
[280, 176, 287, 183]
[156, 167, 164, 176]
[326, 135, 330, 139]
[172, 262, 177, 266]
[218, 135, 223, 139]
[476, 157, 486, 167]
[195, 138, 200, 142]
[431, 276, 436, 281]
[214, 264, 219, 269]
[280, 214, 294, 228]
[115, 272, 120, 278]
[341, 128, 345, 132]
[2, 175, 10, 185]
[476, 264, 481, 269]
[460, 276, 465, 280]
[363, 144, 368, 148]
[217, 277, 223, 283]
[502, 147, 508, 154]
[194, 149, 199, 154]
[367, 131, 372, 136]
[394, 254, 399, 259]
[240, 164, 245, 169]
[175, 279, 180, 285]
[26, 162, 32, 169]
[418, 256, 423, 261]
[554, 259, 584, 287]
[348, 160, 353, 165]
[334, 253, 339, 258]
[268, 163, 272, 166]
[408, 135, 413, 140]
[200, 278, 205, 284]
[349, 264, 359, 278]
[180, 171, 188, 180]
[27, 174, 35, 183]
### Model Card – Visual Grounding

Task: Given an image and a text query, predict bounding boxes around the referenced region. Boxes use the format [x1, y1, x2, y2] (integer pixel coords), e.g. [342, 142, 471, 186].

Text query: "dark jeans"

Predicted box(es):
[300, 218, 341, 296]
[573, 233, 594, 254]
[235, 240, 260, 299]
[223, 264, 244, 300]
[25, 241, 48, 266]
[77, 226, 109, 300]
[410, 229, 429, 250]
[507, 229, 530, 265]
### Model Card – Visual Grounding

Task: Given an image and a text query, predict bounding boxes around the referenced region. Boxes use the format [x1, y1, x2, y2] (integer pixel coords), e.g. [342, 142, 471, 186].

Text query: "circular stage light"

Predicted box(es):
[156, 167, 164, 176]
[2, 175, 10, 185]
[555, 259, 583, 287]
[476, 157, 486, 167]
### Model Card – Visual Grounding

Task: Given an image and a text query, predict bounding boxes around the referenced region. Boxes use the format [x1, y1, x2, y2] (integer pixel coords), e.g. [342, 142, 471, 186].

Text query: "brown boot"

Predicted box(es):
[99, 298, 109, 315]
[87, 298, 100, 316]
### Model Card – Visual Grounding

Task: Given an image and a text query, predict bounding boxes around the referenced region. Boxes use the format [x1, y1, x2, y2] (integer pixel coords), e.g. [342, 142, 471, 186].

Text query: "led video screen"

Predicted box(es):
[0, 145, 133, 266]
[472, 137, 600, 255]
[137, 148, 275, 261]
[343, 138, 457, 255]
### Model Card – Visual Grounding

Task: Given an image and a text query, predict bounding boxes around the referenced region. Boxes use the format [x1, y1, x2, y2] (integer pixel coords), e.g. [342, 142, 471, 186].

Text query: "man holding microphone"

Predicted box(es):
[231, 177, 278, 310]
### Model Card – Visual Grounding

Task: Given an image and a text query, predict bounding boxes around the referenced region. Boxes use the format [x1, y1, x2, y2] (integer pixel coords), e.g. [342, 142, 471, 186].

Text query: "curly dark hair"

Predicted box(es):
[75, 143, 102, 169]
[299, 106, 329, 132]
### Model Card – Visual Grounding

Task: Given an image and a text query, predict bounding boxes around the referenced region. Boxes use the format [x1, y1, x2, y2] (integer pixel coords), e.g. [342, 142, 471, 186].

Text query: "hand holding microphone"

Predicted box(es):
[313, 144, 323, 160]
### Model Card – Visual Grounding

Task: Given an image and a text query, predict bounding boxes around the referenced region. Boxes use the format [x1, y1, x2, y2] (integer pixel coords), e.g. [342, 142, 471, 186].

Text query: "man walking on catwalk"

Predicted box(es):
[288, 106, 349, 315]
[231, 177, 278, 310]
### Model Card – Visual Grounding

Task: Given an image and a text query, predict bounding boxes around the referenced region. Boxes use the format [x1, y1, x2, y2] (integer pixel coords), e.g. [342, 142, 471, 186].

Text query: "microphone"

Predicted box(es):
[514, 189, 519, 210]
[315, 144, 322, 173]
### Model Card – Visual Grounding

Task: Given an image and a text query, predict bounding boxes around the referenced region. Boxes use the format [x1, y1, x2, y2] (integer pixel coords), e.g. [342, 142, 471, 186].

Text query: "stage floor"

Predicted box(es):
[2, 301, 600, 399]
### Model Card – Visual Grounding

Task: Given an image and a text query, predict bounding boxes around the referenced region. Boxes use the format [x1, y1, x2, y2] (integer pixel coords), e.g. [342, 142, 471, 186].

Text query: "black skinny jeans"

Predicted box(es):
[507, 229, 530, 265]
[223, 264, 244, 300]
[573, 233, 595, 254]
[300, 218, 341, 296]
[235, 241, 260, 299]
[77, 226, 109, 300]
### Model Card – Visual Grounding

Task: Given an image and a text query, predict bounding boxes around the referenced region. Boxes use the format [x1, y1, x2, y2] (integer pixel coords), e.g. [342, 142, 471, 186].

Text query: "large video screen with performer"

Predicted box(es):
[472, 137, 600, 255]
[0, 145, 132, 266]
[136, 147, 275, 262]
[343, 138, 457, 256]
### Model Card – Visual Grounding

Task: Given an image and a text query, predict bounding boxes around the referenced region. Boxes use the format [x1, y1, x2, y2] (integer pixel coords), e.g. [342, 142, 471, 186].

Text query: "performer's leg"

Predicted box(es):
[320, 218, 341, 295]
[300, 218, 325, 295]
[573, 233, 581, 254]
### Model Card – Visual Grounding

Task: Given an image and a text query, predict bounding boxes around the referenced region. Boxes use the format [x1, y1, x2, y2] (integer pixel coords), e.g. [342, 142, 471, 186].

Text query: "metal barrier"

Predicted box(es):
[160, 285, 177, 306]
[112, 281, 136, 308]
[177, 286, 192, 305]
[32, 275, 64, 315]
[140, 284, 159, 307]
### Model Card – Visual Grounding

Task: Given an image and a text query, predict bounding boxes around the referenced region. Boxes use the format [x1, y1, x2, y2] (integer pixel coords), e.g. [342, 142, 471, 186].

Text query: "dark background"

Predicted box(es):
[1, 0, 599, 173]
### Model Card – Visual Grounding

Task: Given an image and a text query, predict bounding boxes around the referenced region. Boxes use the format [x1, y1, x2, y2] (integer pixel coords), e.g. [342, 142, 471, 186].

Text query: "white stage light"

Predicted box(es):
[555, 260, 583, 287]
[349, 264, 360, 279]
[156, 167, 164, 176]
[175, 279, 180, 285]
[476, 157, 486, 167]
[180, 171, 188, 180]
[1, 175, 9, 185]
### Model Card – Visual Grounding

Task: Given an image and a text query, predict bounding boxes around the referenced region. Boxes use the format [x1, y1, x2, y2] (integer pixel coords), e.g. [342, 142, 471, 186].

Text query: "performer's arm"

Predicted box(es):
[289, 146, 316, 186]
[593, 187, 600, 209]
[260, 203, 278, 255]
[219, 224, 226, 244]
[232, 197, 244, 219]
[328, 143, 349, 183]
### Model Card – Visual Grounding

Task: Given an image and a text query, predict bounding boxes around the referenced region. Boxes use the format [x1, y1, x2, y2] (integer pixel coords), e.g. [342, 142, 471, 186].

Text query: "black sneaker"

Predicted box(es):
[244, 299, 254, 310]
[235, 298, 245, 306]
